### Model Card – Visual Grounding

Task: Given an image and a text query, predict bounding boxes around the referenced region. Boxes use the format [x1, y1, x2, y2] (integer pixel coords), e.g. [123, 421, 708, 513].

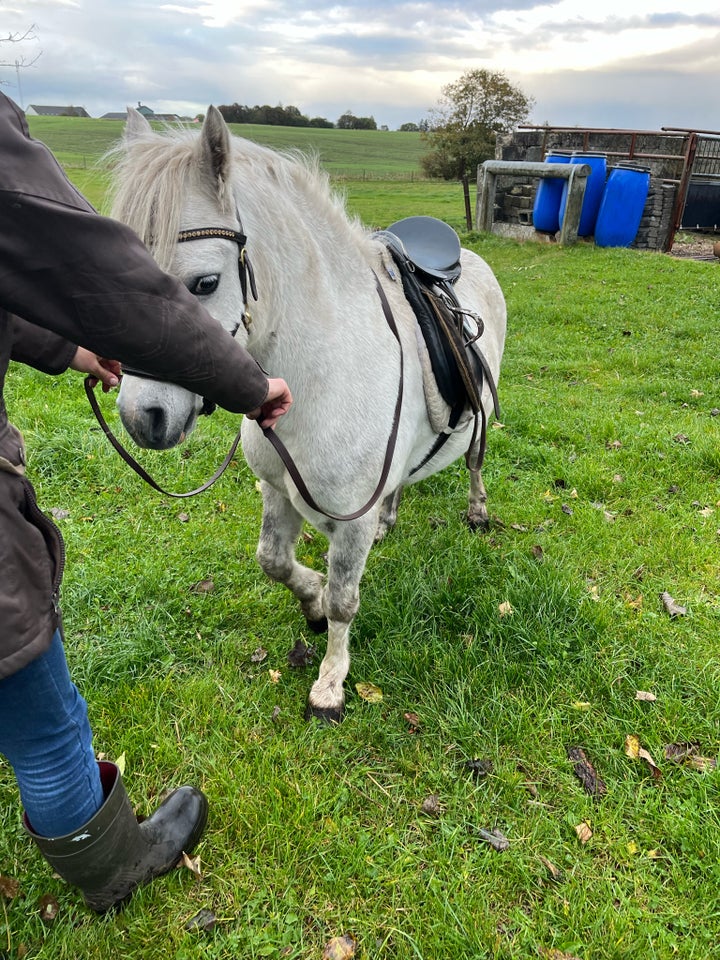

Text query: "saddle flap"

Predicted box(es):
[386, 216, 462, 282]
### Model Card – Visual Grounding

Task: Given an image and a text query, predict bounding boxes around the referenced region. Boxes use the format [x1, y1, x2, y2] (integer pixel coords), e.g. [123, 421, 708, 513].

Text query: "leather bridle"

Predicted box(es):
[86, 221, 405, 518]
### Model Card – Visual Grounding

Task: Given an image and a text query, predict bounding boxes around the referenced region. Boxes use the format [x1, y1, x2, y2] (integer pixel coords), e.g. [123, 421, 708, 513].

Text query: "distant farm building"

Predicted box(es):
[100, 102, 183, 122]
[26, 105, 91, 118]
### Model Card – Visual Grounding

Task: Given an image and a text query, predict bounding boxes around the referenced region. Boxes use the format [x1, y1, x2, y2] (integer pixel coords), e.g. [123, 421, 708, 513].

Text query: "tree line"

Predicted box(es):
[217, 103, 385, 130]
[218, 71, 534, 182]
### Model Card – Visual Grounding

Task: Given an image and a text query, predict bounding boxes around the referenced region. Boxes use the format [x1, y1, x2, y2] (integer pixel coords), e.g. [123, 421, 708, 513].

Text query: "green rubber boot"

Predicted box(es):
[24, 761, 208, 913]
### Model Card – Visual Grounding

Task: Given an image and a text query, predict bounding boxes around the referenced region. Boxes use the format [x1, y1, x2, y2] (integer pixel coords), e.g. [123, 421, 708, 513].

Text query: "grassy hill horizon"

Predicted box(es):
[26, 115, 428, 179]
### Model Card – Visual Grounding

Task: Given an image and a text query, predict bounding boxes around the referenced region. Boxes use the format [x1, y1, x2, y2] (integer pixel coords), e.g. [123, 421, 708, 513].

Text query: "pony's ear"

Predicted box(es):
[200, 105, 232, 188]
[125, 106, 152, 140]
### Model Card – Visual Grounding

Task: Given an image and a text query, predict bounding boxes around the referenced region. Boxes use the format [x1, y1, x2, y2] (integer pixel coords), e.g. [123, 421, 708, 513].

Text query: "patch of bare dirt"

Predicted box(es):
[670, 231, 720, 261]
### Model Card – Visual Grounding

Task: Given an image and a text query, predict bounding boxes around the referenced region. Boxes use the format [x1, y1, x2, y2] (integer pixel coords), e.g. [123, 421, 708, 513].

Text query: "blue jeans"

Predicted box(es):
[0, 629, 104, 837]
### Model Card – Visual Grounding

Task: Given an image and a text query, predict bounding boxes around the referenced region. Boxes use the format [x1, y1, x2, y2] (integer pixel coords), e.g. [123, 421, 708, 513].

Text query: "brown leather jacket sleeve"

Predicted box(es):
[10, 314, 77, 374]
[0, 93, 269, 414]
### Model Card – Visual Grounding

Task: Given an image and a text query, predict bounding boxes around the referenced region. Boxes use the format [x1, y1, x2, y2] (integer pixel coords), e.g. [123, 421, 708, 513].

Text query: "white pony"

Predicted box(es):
[111, 107, 506, 722]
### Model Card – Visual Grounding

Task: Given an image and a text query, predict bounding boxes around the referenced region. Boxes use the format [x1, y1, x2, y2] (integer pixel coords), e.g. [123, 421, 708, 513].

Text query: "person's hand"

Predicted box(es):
[246, 377, 293, 430]
[69, 348, 122, 392]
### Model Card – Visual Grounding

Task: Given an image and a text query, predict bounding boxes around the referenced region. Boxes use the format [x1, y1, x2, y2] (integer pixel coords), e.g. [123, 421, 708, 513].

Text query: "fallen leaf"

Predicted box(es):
[404, 711, 420, 732]
[181, 852, 202, 878]
[322, 934, 357, 960]
[624, 735, 662, 780]
[38, 894, 60, 924]
[561, 504, 573, 515]
[287, 639, 315, 668]
[664, 742, 717, 772]
[178, 512, 190, 522]
[420, 795, 442, 817]
[627, 840, 640, 855]
[185, 908, 217, 932]
[355, 682, 383, 703]
[531, 544, 544, 560]
[268, 669, 282, 684]
[635, 690, 657, 702]
[567, 746, 607, 797]
[189, 579, 215, 594]
[538, 856, 564, 881]
[250, 647, 268, 663]
[540, 949, 582, 960]
[271, 705, 281, 723]
[673, 433, 690, 445]
[49, 507, 70, 520]
[465, 758, 493, 779]
[0, 874, 19, 899]
[571, 702, 592, 711]
[574, 822, 592, 844]
[498, 600, 514, 617]
[115, 752, 126, 776]
[660, 592, 686, 618]
[476, 826, 510, 851]
[606, 440, 623, 450]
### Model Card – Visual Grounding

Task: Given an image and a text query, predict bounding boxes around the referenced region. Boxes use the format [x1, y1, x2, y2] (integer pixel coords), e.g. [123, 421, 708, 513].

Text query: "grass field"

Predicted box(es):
[2, 124, 720, 959]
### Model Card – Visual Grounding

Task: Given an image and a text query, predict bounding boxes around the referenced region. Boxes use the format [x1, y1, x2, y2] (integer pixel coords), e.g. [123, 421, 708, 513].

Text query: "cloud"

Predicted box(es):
[3, 0, 720, 130]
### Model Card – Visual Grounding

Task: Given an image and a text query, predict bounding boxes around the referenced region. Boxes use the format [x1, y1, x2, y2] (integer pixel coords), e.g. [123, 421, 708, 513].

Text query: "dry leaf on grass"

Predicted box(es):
[287, 639, 315, 668]
[538, 856, 564, 881]
[0, 874, 19, 899]
[323, 934, 357, 960]
[476, 827, 510, 851]
[189, 579, 214, 594]
[38, 894, 60, 924]
[624, 734, 662, 780]
[185, 908, 217, 932]
[660, 591, 686, 618]
[635, 690, 657, 702]
[250, 647, 268, 663]
[181, 852, 202, 878]
[567, 747, 607, 797]
[574, 822, 593, 844]
[268, 669, 282, 684]
[420, 795, 442, 817]
[498, 600, 513, 617]
[355, 682, 383, 703]
[664, 742, 717, 772]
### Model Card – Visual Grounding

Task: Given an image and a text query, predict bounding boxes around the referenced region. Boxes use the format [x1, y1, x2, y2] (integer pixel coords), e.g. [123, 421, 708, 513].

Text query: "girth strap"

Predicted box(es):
[261, 272, 404, 521]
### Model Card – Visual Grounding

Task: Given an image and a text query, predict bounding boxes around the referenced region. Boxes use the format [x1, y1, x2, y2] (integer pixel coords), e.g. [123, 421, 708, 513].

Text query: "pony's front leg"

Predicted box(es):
[306, 515, 378, 724]
[256, 482, 326, 630]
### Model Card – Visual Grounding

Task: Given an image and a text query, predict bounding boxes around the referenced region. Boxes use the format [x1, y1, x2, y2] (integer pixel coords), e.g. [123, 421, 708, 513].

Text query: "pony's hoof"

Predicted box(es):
[306, 616, 328, 634]
[305, 701, 344, 725]
[466, 514, 491, 532]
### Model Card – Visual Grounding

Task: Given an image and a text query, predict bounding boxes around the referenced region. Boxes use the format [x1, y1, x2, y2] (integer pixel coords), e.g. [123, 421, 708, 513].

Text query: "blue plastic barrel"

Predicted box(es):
[594, 164, 651, 247]
[559, 152, 607, 237]
[532, 151, 571, 233]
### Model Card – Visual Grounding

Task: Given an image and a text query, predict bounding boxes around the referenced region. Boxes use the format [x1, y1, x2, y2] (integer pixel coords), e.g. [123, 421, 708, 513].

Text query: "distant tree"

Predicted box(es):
[421, 68, 534, 180]
[309, 116, 334, 128]
[399, 122, 420, 132]
[337, 110, 377, 130]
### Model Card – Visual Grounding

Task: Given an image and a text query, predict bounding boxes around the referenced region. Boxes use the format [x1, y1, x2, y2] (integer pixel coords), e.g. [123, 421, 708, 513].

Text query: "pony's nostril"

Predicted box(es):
[146, 406, 167, 445]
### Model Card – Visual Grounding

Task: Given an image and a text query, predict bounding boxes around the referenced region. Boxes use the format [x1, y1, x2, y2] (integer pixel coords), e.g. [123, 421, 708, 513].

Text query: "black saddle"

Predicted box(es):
[374, 216, 501, 473]
[385, 216, 462, 282]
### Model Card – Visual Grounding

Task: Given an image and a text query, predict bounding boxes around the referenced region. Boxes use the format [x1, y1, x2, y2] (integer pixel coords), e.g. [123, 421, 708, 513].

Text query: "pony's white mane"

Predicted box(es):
[105, 123, 369, 273]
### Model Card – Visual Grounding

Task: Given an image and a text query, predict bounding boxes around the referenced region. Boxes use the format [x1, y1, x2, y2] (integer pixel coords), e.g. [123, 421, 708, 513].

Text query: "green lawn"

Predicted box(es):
[2, 133, 720, 959]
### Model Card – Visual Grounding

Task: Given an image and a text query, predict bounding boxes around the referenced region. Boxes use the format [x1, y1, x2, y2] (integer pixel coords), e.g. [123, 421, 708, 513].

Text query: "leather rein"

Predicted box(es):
[86, 222, 405, 519]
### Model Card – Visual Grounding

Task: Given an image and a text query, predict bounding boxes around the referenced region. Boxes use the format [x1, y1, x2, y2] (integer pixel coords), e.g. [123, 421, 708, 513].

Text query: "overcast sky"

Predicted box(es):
[3, 1, 720, 131]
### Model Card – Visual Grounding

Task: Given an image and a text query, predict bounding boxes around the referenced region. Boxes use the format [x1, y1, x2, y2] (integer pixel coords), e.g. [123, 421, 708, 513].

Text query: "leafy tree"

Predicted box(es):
[337, 110, 377, 130]
[399, 122, 419, 132]
[421, 68, 534, 179]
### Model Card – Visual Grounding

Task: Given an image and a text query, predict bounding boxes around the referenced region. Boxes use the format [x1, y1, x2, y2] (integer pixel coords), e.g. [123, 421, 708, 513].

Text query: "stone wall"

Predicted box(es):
[489, 127, 688, 250]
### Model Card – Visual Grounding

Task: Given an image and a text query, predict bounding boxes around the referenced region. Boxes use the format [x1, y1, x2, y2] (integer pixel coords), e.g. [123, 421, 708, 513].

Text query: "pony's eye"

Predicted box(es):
[189, 274, 220, 296]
